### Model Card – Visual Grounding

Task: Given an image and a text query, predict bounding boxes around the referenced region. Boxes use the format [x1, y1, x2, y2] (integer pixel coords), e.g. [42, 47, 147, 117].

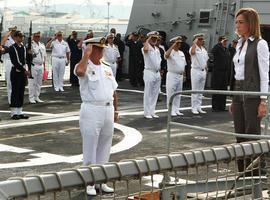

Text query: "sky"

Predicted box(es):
[1, 0, 134, 7]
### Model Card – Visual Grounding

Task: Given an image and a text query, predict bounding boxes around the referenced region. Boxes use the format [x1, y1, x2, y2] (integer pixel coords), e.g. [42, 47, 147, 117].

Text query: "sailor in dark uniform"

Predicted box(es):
[126, 31, 142, 87]
[9, 31, 29, 120]
[211, 36, 230, 112]
[67, 31, 82, 86]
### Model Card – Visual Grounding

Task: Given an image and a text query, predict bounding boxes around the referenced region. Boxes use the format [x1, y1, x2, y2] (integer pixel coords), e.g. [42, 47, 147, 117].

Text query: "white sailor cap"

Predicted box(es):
[193, 33, 205, 40]
[170, 36, 182, 43]
[56, 31, 63, 35]
[9, 26, 17, 32]
[106, 33, 115, 39]
[83, 37, 107, 48]
[147, 31, 159, 38]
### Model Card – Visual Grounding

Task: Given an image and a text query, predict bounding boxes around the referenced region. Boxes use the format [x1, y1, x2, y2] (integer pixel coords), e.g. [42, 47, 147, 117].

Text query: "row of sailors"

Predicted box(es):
[141, 31, 208, 118]
[0, 27, 121, 119]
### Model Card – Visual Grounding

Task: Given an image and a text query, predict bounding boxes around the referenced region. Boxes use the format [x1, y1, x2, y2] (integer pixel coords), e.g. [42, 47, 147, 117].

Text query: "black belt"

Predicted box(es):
[193, 68, 205, 71]
[53, 56, 66, 59]
[169, 71, 183, 75]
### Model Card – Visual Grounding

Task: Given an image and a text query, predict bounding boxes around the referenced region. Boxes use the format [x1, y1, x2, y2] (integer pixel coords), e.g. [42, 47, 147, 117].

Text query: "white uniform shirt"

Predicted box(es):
[142, 45, 161, 71]
[32, 41, 47, 65]
[50, 39, 70, 57]
[4, 36, 15, 59]
[189, 45, 209, 69]
[233, 37, 269, 94]
[75, 60, 118, 102]
[102, 44, 120, 64]
[166, 49, 187, 73]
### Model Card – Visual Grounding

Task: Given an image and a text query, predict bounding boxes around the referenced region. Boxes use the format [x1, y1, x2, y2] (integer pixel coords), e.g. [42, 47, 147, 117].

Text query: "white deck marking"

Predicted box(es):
[0, 144, 34, 153]
[0, 123, 142, 169]
[0, 87, 231, 168]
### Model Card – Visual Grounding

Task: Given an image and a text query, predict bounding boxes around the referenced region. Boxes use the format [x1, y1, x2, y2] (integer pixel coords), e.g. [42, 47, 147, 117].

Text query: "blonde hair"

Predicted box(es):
[236, 8, 261, 39]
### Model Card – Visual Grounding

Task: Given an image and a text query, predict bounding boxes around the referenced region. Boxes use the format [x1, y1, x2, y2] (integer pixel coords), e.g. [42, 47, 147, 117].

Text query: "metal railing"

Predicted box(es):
[0, 141, 270, 199]
[167, 90, 270, 154]
[0, 90, 270, 199]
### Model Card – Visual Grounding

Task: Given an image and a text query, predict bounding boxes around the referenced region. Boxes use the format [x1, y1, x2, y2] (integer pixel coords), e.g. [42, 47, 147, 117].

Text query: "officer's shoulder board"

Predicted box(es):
[101, 61, 110, 67]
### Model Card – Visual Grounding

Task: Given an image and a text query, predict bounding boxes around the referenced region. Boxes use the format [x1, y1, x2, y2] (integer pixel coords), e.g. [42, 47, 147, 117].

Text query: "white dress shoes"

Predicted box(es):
[35, 98, 44, 103]
[86, 185, 97, 196]
[29, 99, 36, 104]
[145, 115, 153, 119]
[171, 113, 177, 117]
[96, 184, 114, 193]
[198, 108, 207, 114]
[176, 111, 184, 116]
[152, 114, 159, 118]
[59, 87, 64, 92]
[192, 110, 199, 115]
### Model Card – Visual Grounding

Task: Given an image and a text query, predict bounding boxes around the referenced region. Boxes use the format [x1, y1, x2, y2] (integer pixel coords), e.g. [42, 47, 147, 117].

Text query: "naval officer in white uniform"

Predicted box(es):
[102, 33, 120, 77]
[165, 36, 187, 116]
[142, 31, 162, 119]
[46, 31, 70, 92]
[189, 33, 209, 114]
[28, 31, 47, 103]
[75, 37, 118, 196]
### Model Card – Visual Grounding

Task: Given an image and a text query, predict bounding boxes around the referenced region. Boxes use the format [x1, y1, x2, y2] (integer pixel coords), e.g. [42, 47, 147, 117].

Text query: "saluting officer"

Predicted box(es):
[28, 31, 47, 103]
[102, 33, 120, 77]
[142, 31, 162, 119]
[9, 31, 29, 120]
[189, 33, 209, 114]
[1, 26, 17, 104]
[75, 37, 118, 196]
[46, 31, 70, 92]
[165, 36, 187, 116]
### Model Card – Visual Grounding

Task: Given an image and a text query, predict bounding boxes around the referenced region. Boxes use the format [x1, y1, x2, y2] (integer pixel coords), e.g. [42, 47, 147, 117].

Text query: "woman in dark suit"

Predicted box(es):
[230, 8, 269, 173]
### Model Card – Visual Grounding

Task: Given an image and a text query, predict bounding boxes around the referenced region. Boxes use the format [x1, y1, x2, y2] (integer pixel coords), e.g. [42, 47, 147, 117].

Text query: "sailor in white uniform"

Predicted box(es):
[46, 31, 70, 92]
[165, 36, 187, 116]
[75, 37, 118, 196]
[28, 31, 47, 103]
[1, 26, 17, 104]
[142, 31, 162, 119]
[102, 33, 120, 77]
[189, 33, 209, 114]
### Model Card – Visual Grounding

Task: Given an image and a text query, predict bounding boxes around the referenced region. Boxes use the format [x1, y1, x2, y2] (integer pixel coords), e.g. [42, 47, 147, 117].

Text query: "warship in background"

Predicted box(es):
[126, 0, 270, 49]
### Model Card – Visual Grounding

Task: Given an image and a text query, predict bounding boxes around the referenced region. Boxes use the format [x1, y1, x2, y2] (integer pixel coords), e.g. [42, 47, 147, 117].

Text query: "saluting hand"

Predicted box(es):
[84, 44, 93, 57]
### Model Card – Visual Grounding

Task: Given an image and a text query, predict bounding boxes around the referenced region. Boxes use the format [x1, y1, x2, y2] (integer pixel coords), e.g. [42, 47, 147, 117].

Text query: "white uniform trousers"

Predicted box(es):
[29, 64, 44, 101]
[80, 102, 114, 165]
[109, 63, 117, 77]
[166, 72, 183, 115]
[4, 58, 12, 104]
[52, 57, 66, 91]
[191, 68, 206, 112]
[143, 69, 161, 116]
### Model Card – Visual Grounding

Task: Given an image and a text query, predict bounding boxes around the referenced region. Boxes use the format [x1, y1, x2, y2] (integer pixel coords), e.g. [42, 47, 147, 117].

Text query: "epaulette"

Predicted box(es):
[102, 61, 110, 66]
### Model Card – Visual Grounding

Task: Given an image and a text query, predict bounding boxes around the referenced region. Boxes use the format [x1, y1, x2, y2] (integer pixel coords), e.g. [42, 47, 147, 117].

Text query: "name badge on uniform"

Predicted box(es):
[105, 70, 112, 77]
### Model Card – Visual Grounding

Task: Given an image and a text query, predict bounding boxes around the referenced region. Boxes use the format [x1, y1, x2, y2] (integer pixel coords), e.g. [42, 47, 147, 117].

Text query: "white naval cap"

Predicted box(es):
[193, 33, 205, 40]
[147, 31, 159, 38]
[106, 33, 115, 39]
[170, 36, 182, 43]
[83, 37, 107, 48]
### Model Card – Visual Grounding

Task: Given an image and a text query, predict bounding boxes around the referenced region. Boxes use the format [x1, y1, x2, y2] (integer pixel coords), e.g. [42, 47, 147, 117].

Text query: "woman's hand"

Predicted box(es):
[114, 111, 119, 122]
[258, 101, 267, 118]
[229, 103, 233, 115]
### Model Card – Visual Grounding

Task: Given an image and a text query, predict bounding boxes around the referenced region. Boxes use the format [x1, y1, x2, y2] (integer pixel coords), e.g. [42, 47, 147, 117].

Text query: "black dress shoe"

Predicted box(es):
[19, 114, 29, 119]
[11, 115, 20, 120]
